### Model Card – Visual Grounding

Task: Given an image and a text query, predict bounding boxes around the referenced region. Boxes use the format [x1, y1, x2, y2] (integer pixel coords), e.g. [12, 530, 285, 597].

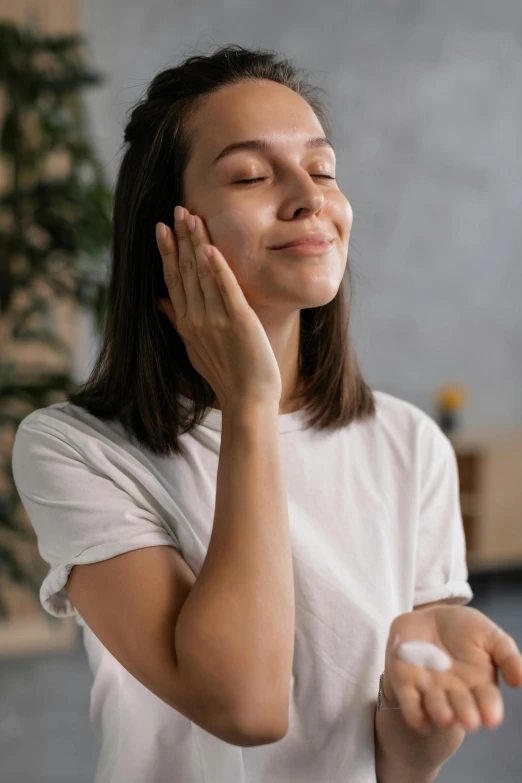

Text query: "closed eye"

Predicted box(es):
[236, 175, 336, 184]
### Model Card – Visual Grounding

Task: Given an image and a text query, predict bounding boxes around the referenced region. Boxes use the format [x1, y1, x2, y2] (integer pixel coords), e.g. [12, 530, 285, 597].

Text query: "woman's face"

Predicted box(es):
[182, 78, 353, 312]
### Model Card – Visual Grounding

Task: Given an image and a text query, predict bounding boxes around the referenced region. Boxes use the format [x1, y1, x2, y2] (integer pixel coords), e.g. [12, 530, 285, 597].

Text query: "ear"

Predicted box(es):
[157, 298, 176, 327]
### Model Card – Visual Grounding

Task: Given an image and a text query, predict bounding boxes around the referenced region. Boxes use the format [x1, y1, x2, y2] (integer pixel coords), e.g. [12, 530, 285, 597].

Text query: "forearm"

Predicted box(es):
[374, 686, 466, 783]
[175, 400, 295, 728]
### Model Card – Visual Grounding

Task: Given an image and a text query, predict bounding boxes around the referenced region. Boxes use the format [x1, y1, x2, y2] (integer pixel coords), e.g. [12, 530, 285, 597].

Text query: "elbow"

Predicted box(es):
[231, 701, 289, 747]
[221, 667, 292, 746]
[232, 721, 289, 747]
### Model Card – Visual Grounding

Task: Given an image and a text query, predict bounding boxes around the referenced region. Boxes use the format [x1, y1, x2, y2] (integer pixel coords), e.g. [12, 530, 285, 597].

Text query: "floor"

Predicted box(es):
[0, 569, 521, 782]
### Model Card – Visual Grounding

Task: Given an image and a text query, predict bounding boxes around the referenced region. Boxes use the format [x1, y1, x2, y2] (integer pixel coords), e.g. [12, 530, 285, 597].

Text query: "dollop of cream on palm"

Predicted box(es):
[397, 640, 453, 671]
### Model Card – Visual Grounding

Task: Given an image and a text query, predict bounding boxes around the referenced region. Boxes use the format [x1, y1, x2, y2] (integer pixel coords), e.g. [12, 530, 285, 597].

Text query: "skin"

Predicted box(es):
[176, 78, 354, 413]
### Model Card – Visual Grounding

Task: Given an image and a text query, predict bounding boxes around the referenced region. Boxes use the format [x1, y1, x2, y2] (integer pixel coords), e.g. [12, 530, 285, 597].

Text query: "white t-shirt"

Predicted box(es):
[11, 390, 473, 783]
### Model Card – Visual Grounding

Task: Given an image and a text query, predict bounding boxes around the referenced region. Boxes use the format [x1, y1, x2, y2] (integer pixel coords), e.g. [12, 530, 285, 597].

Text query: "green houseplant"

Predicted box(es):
[0, 20, 112, 621]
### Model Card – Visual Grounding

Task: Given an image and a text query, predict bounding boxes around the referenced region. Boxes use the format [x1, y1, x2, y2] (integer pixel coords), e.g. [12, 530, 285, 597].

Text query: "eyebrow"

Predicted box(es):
[212, 136, 335, 165]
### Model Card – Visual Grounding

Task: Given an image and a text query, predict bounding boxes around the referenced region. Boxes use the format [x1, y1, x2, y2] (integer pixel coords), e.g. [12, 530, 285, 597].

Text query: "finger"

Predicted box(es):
[156, 222, 186, 325]
[489, 629, 522, 688]
[471, 683, 504, 729]
[446, 685, 482, 732]
[398, 685, 432, 736]
[174, 206, 205, 319]
[422, 688, 456, 730]
[187, 214, 227, 317]
[188, 214, 251, 318]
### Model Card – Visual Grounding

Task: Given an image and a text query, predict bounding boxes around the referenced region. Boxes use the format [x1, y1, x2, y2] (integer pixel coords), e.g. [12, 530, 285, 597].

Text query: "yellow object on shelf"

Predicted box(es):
[436, 384, 468, 413]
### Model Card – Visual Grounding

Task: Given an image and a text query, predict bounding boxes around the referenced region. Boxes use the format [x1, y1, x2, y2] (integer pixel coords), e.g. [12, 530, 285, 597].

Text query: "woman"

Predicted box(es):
[11, 45, 522, 783]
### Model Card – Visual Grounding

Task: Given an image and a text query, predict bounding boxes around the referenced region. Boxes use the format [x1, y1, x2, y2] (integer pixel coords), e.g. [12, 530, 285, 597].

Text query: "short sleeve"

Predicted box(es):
[413, 420, 474, 608]
[11, 413, 181, 619]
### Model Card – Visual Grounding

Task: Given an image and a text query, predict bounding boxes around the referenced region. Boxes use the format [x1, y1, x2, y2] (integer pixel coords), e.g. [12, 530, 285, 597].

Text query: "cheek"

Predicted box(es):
[206, 210, 249, 251]
[205, 209, 260, 280]
[325, 194, 353, 256]
[329, 193, 353, 232]
[344, 198, 354, 228]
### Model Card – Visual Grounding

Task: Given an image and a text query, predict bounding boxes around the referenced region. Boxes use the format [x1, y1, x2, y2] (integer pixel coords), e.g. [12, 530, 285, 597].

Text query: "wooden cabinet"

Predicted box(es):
[449, 427, 522, 573]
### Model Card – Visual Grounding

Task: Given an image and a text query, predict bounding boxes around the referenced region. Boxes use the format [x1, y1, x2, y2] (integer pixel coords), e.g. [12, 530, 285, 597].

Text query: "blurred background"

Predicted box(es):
[0, 1, 521, 781]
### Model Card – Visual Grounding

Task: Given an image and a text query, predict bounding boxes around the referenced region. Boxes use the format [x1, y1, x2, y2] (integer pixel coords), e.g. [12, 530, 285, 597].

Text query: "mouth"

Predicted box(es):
[272, 239, 334, 254]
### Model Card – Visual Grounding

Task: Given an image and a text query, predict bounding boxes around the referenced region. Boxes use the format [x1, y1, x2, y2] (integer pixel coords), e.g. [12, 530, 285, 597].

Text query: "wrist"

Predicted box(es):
[222, 397, 280, 418]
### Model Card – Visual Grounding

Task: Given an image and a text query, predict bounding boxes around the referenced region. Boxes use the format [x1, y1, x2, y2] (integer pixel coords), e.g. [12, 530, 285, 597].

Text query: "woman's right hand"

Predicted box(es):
[156, 206, 282, 411]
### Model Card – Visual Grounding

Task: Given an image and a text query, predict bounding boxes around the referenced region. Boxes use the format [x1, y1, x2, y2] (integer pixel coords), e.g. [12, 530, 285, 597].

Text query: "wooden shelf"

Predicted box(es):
[449, 426, 522, 572]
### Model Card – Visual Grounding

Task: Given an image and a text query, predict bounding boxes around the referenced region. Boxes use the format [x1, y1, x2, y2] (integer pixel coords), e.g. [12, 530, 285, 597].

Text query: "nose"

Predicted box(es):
[279, 169, 326, 219]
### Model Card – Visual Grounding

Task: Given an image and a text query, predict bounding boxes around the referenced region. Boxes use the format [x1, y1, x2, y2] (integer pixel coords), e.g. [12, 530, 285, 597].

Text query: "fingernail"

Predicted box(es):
[187, 214, 196, 232]
[156, 222, 166, 241]
[174, 206, 184, 224]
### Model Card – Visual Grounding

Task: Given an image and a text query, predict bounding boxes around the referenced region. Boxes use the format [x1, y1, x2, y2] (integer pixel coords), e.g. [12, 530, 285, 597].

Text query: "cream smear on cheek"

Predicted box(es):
[205, 209, 259, 283]
[392, 633, 453, 672]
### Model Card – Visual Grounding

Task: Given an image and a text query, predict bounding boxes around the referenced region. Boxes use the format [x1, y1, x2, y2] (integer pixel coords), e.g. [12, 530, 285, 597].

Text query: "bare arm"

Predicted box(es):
[174, 399, 295, 739]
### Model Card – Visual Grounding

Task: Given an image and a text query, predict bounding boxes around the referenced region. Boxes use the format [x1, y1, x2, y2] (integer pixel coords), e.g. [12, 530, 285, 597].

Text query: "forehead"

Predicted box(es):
[187, 79, 325, 164]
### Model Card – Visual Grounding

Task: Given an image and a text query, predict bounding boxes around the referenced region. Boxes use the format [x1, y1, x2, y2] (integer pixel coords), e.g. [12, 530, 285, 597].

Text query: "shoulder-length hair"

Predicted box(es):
[67, 44, 376, 458]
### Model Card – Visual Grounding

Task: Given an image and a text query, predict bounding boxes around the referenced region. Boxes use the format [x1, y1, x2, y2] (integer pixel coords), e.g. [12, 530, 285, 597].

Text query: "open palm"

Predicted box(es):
[384, 605, 522, 735]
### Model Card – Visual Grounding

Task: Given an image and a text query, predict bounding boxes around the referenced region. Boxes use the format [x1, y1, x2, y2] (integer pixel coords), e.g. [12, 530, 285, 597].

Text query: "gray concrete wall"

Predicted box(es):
[79, 0, 522, 428]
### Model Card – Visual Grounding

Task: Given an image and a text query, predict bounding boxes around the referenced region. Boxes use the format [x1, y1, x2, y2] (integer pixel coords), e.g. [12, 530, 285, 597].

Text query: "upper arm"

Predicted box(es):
[13, 419, 284, 746]
[65, 545, 194, 702]
[413, 420, 474, 608]
[64, 545, 275, 746]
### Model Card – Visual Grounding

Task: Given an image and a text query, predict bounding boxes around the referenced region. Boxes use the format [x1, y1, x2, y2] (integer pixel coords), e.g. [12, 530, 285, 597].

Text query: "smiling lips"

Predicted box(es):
[272, 231, 334, 249]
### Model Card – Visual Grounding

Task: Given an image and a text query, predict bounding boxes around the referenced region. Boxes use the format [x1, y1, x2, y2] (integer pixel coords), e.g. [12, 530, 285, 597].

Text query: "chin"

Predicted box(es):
[301, 277, 343, 302]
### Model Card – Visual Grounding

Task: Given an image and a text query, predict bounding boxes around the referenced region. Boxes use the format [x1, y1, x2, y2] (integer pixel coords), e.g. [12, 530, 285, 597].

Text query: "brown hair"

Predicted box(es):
[67, 44, 376, 458]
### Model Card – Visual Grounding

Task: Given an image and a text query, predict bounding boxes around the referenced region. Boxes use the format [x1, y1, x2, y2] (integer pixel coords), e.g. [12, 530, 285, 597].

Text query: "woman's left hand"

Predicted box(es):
[382, 605, 522, 736]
